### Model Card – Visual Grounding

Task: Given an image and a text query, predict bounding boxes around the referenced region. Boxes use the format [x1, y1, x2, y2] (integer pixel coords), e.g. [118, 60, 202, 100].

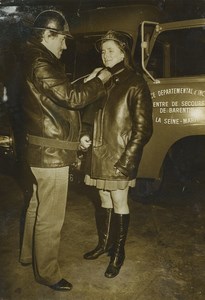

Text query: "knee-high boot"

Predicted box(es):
[84, 207, 113, 260]
[105, 213, 130, 278]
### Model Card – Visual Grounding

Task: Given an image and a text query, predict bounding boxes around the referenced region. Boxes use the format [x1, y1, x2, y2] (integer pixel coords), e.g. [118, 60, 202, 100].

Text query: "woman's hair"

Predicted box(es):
[118, 42, 136, 71]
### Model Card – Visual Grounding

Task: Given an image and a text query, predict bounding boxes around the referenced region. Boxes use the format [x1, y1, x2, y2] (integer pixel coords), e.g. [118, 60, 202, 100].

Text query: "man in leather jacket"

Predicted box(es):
[19, 10, 111, 291]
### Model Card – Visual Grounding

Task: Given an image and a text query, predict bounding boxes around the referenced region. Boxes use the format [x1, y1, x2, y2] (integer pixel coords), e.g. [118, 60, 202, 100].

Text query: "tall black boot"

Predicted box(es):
[84, 207, 114, 260]
[105, 213, 130, 278]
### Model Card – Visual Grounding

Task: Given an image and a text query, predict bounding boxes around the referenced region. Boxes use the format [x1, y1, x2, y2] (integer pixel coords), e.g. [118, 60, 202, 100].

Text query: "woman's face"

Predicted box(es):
[101, 40, 124, 68]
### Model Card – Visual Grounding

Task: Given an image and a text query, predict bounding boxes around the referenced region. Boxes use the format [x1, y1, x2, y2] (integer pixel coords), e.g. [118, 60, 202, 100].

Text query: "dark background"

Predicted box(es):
[1, 0, 205, 19]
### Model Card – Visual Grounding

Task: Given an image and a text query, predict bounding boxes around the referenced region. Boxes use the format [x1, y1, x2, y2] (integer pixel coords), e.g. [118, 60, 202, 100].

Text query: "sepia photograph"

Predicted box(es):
[0, 0, 205, 299]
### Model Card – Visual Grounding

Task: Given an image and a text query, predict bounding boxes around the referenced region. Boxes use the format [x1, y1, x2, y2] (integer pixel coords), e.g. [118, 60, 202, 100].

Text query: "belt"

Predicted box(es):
[27, 134, 79, 151]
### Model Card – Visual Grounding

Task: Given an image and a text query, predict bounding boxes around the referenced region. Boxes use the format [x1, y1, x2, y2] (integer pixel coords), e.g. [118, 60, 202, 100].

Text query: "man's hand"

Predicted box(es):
[80, 135, 92, 150]
[97, 68, 112, 84]
[84, 68, 103, 83]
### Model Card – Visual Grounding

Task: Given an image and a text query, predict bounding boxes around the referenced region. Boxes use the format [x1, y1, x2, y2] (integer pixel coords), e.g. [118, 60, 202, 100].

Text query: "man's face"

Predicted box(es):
[49, 34, 67, 59]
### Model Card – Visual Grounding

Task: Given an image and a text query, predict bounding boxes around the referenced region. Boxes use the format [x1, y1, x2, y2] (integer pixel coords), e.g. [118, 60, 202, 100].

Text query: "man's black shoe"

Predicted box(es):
[50, 279, 73, 291]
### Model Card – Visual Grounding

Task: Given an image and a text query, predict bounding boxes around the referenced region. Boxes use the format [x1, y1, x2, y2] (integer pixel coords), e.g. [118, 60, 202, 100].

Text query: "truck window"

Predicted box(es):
[147, 27, 205, 78]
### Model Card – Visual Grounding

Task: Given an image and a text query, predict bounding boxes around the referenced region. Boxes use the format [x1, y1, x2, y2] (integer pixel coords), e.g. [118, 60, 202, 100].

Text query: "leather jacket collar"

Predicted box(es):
[107, 61, 125, 75]
[106, 61, 133, 88]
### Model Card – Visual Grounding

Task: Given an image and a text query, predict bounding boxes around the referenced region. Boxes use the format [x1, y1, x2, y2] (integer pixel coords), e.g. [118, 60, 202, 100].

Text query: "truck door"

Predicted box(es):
[135, 19, 205, 197]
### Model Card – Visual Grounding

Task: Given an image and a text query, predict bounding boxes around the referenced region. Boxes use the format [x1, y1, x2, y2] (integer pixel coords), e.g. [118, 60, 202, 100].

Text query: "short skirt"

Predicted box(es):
[84, 174, 136, 191]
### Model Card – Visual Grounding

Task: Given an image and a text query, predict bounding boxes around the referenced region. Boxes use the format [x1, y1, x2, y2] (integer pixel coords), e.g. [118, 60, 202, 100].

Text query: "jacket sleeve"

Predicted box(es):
[80, 98, 102, 138]
[32, 57, 106, 109]
[114, 76, 153, 178]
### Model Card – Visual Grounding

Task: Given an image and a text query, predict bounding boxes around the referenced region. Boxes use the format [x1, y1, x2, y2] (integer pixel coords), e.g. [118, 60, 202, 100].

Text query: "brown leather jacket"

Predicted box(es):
[21, 38, 105, 168]
[83, 66, 153, 180]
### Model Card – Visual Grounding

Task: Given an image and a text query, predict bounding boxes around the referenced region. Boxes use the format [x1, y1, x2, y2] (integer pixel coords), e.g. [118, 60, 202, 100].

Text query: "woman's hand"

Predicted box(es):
[84, 68, 103, 83]
[80, 135, 92, 150]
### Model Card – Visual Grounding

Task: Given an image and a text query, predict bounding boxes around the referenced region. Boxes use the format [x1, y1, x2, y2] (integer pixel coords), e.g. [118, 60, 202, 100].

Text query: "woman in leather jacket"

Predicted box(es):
[81, 30, 153, 278]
